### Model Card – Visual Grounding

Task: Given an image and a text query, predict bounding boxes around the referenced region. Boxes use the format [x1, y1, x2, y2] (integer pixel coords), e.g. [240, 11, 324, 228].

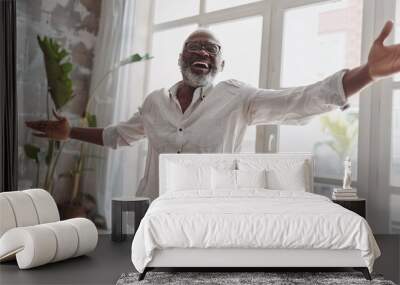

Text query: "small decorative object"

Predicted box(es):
[332, 157, 358, 200]
[342, 156, 352, 190]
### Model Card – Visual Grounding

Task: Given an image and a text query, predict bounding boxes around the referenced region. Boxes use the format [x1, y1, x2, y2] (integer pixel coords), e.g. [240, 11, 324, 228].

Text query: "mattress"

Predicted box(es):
[131, 189, 380, 273]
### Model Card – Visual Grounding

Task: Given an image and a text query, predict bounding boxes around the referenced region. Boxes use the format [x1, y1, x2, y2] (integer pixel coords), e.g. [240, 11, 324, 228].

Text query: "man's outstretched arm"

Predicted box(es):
[25, 110, 104, 146]
[245, 20, 400, 126]
[69, 127, 104, 146]
[25, 110, 147, 149]
[343, 20, 400, 97]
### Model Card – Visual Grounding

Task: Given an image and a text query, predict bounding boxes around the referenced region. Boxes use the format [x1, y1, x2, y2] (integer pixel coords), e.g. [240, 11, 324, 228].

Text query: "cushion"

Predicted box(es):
[0, 191, 39, 227]
[0, 196, 16, 237]
[236, 169, 268, 189]
[267, 167, 306, 191]
[211, 169, 268, 190]
[167, 162, 212, 191]
[0, 189, 60, 237]
[212, 168, 237, 190]
[24, 189, 60, 223]
[238, 159, 307, 191]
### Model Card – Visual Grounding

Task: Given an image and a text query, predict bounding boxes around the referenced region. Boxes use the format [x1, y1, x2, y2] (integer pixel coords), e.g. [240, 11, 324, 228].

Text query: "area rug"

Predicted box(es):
[116, 271, 396, 285]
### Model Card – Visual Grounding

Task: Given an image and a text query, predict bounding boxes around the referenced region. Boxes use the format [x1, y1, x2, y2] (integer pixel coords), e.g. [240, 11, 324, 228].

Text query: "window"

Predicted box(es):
[148, 25, 197, 92]
[209, 16, 262, 87]
[209, 16, 263, 152]
[153, 0, 199, 24]
[278, 0, 363, 180]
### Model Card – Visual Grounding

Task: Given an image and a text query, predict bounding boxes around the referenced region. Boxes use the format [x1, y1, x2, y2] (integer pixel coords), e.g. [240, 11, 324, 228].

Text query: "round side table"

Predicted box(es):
[111, 196, 150, 242]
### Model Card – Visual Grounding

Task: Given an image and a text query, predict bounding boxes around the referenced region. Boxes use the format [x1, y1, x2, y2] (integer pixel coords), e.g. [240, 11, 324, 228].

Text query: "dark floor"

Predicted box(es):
[0, 235, 133, 285]
[0, 235, 399, 285]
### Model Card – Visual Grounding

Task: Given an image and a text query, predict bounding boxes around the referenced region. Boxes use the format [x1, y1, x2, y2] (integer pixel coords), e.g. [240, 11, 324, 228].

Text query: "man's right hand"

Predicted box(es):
[25, 110, 71, 141]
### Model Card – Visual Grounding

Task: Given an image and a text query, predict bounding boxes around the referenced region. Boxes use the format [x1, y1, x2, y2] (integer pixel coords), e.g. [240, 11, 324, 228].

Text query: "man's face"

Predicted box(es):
[179, 33, 224, 87]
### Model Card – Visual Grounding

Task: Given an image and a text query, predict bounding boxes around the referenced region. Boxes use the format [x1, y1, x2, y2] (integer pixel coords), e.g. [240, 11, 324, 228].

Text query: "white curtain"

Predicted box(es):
[83, 0, 152, 229]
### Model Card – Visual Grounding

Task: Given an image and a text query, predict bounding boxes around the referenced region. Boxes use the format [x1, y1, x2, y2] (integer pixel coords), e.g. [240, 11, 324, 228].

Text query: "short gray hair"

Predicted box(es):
[182, 28, 221, 51]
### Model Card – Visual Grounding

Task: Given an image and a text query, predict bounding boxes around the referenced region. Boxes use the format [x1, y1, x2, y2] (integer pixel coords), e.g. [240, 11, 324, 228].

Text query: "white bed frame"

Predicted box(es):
[139, 153, 370, 280]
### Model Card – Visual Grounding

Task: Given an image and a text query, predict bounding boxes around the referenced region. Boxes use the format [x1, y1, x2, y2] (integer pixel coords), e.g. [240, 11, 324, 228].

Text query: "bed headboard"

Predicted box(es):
[159, 153, 314, 195]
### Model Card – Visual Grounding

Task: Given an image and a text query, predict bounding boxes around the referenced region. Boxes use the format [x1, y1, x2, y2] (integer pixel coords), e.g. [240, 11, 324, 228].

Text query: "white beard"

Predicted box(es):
[179, 57, 219, 88]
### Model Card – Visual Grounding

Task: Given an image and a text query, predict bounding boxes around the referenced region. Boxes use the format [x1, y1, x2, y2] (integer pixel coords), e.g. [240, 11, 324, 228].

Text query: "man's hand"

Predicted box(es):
[368, 20, 400, 80]
[25, 110, 71, 141]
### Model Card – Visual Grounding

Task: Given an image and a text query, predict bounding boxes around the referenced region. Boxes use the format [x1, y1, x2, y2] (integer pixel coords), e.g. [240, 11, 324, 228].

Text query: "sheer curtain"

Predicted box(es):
[83, 0, 151, 229]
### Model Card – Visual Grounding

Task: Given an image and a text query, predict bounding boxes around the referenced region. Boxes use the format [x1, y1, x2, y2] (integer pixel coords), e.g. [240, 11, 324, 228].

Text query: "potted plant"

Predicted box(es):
[24, 36, 152, 228]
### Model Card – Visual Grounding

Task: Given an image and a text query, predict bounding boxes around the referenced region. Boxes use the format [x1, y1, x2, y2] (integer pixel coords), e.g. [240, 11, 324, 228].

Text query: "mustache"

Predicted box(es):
[182, 57, 217, 72]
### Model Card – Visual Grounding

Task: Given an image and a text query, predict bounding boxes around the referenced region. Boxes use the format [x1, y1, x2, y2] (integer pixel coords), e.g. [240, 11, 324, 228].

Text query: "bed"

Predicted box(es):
[131, 153, 381, 281]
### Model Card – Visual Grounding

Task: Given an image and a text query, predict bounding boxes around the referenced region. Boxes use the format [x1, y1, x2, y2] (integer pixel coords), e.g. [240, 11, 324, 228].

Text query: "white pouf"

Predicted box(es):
[0, 189, 98, 269]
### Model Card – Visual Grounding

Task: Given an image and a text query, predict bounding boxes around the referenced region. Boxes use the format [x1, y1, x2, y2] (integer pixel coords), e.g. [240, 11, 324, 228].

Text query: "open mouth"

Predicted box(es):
[190, 61, 210, 73]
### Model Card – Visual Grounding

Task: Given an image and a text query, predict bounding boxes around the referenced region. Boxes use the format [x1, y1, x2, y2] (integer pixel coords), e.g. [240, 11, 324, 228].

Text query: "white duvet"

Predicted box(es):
[131, 190, 380, 273]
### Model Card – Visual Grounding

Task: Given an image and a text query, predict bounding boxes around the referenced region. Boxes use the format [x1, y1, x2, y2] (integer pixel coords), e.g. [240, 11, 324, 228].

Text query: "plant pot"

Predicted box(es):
[58, 203, 88, 220]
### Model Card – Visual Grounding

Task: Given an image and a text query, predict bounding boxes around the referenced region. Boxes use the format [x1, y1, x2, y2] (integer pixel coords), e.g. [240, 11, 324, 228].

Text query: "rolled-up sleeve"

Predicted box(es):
[246, 69, 349, 126]
[102, 109, 146, 149]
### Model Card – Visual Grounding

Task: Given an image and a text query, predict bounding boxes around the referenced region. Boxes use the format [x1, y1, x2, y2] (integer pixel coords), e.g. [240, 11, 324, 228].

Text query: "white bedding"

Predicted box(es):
[131, 190, 380, 273]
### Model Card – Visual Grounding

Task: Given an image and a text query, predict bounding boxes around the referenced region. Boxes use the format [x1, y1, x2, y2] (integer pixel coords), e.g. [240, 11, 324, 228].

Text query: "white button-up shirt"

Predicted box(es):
[103, 69, 348, 200]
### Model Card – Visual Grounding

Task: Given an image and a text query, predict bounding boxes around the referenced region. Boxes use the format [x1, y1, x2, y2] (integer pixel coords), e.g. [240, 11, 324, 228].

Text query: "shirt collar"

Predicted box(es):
[167, 81, 213, 101]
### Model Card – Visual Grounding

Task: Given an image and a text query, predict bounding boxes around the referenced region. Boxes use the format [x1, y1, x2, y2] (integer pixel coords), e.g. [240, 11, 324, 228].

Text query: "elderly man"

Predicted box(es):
[26, 21, 400, 200]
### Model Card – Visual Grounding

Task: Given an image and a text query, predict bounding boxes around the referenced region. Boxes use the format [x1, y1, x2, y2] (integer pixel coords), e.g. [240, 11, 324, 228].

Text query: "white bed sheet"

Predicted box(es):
[131, 189, 380, 273]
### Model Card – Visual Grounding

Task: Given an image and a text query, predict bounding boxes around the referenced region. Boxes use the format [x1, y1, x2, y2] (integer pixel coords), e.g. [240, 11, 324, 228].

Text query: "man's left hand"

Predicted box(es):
[368, 20, 400, 80]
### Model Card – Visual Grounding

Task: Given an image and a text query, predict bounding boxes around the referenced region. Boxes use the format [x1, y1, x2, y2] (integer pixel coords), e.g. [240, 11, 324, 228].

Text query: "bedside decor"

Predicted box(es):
[332, 157, 358, 200]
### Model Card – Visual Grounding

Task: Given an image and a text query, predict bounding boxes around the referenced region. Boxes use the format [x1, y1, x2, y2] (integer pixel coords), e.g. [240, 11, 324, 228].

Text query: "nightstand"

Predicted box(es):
[112, 197, 150, 242]
[332, 198, 366, 218]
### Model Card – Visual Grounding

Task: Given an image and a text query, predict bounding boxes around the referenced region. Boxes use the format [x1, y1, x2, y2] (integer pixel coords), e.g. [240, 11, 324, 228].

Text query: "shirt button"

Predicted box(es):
[178, 128, 183, 132]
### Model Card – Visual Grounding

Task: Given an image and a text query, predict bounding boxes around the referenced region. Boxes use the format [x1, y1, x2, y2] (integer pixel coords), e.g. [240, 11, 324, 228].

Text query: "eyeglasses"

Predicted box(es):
[184, 41, 221, 55]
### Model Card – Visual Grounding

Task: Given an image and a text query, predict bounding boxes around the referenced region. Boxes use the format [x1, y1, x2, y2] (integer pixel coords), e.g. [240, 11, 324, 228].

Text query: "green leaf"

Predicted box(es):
[37, 35, 74, 110]
[143, 53, 154, 60]
[24, 144, 40, 162]
[119, 53, 154, 66]
[130, 53, 143, 62]
[61, 63, 73, 74]
[85, 112, 97, 128]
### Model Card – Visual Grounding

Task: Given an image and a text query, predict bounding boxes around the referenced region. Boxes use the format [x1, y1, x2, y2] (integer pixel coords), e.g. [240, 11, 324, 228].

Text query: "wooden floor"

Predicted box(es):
[0, 235, 399, 285]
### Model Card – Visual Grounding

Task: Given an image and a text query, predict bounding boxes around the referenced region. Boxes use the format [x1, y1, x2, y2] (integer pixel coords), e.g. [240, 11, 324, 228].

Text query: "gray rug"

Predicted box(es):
[116, 271, 396, 285]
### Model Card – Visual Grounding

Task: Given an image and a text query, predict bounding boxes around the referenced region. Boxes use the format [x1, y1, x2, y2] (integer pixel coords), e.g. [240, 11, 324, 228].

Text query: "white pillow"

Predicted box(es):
[236, 169, 268, 189]
[211, 169, 268, 190]
[167, 163, 212, 191]
[266, 168, 306, 191]
[211, 168, 237, 190]
[238, 159, 307, 191]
